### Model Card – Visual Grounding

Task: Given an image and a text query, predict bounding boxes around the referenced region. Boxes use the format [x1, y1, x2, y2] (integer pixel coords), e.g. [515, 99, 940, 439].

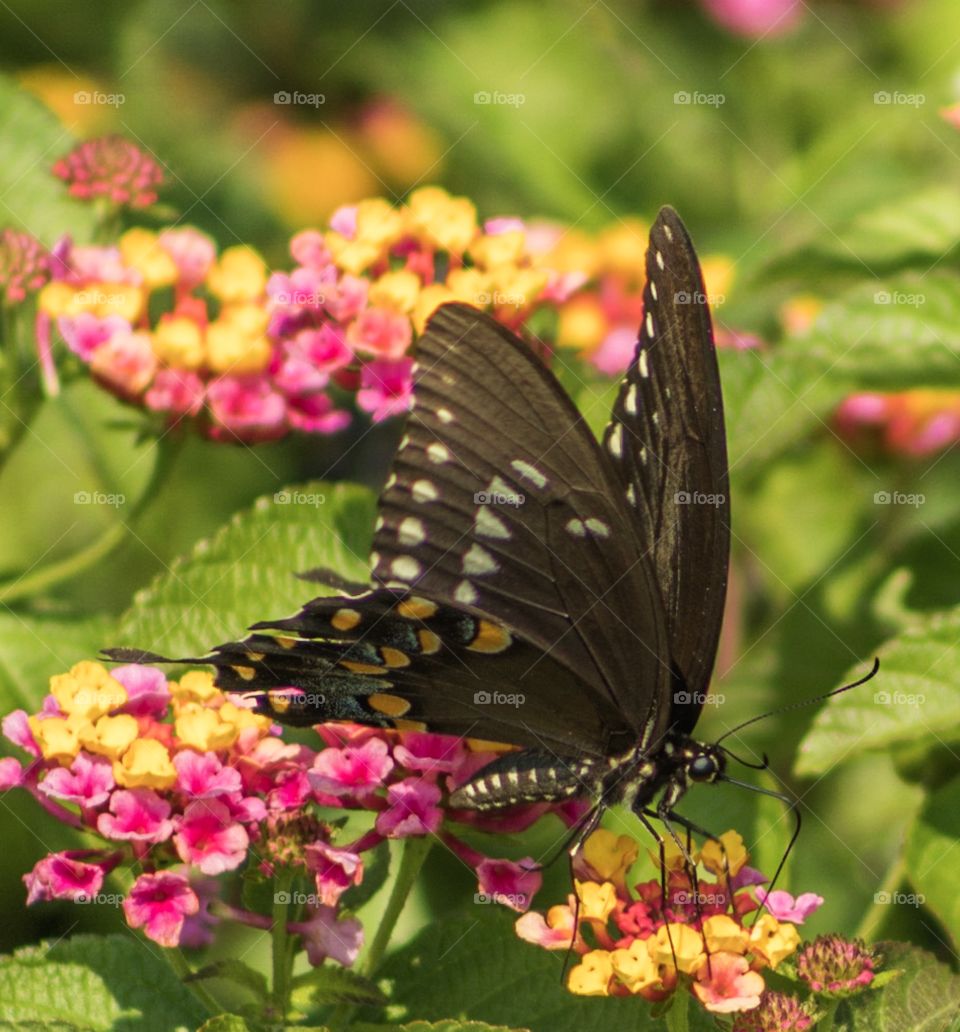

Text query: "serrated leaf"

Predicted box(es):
[905, 776, 960, 946]
[113, 481, 375, 657]
[370, 911, 715, 1032]
[832, 941, 960, 1031]
[0, 76, 98, 244]
[796, 607, 960, 776]
[187, 959, 268, 1001]
[0, 934, 207, 1031]
[303, 965, 386, 1007]
[0, 611, 112, 713]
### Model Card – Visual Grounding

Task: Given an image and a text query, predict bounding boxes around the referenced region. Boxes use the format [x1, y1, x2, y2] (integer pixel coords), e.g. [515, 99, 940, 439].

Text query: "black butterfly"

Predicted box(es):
[111, 207, 737, 845]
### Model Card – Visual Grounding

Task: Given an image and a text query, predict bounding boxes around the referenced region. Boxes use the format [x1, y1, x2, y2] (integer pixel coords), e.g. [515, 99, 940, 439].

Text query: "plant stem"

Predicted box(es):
[0, 432, 182, 604]
[855, 853, 906, 942]
[167, 947, 221, 1017]
[664, 988, 690, 1032]
[271, 868, 295, 1021]
[817, 998, 839, 1032]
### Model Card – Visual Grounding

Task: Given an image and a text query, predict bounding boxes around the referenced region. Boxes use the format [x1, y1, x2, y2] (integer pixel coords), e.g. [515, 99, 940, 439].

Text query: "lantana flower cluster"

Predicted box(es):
[517, 827, 857, 1017]
[2, 660, 581, 958]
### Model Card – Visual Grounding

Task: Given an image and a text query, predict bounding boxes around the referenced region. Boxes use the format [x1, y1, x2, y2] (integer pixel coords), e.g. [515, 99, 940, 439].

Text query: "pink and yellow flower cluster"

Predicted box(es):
[517, 828, 824, 1015]
[3, 660, 580, 955]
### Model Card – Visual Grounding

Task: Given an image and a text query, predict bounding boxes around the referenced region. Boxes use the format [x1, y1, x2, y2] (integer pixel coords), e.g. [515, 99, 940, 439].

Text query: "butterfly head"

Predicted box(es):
[685, 743, 725, 784]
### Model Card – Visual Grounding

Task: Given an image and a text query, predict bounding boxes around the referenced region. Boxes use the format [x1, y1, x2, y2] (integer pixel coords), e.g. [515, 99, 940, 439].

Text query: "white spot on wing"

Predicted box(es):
[411, 479, 438, 503]
[510, 460, 548, 489]
[650, 281, 658, 301]
[391, 556, 422, 581]
[436, 407, 454, 424]
[585, 518, 610, 538]
[638, 350, 649, 379]
[663, 224, 674, 242]
[489, 475, 513, 497]
[566, 518, 586, 538]
[626, 483, 637, 506]
[426, 442, 452, 465]
[645, 312, 655, 338]
[385, 473, 397, 490]
[656, 250, 665, 271]
[608, 424, 623, 458]
[463, 543, 498, 576]
[475, 507, 511, 540]
[397, 516, 426, 546]
[625, 384, 638, 415]
[454, 579, 478, 605]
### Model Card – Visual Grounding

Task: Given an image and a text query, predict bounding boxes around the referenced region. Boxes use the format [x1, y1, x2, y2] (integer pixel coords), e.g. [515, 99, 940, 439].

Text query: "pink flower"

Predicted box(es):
[24, 851, 106, 904]
[700, 0, 802, 37]
[53, 135, 165, 210]
[268, 265, 335, 312]
[347, 307, 412, 360]
[376, 777, 443, 838]
[3, 709, 40, 756]
[97, 788, 174, 844]
[267, 768, 313, 810]
[123, 870, 199, 947]
[484, 216, 526, 235]
[58, 313, 130, 361]
[0, 228, 51, 304]
[591, 326, 637, 376]
[290, 229, 333, 269]
[756, 888, 823, 924]
[290, 903, 364, 967]
[39, 752, 115, 807]
[89, 328, 157, 396]
[476, 856, 541, 913]
[0, 756, 23, 789]
[324, 274, 368, 322]
[286, 393, 351, 434]
[305, 841, 364, 906]
[113, 665, 171, 718]
[309, 737, 394, 797]
[393, 732, 466, 774]
[273, 325, 353, 394]
[515, 902, 578, 949]
[356, 358, 413, 422]
[329, 205, 358, 239]
[173, 750, 243, 798]
[174, 799, 250, 874]
[157, 227, 216, 289]
[693, 951, 766, 1013]
[144, 368, 205, 417]
[206, 376, 287, 441]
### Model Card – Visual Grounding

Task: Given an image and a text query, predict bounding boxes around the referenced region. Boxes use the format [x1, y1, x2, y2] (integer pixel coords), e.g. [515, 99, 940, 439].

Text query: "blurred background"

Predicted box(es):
[2, 0, 960, 979]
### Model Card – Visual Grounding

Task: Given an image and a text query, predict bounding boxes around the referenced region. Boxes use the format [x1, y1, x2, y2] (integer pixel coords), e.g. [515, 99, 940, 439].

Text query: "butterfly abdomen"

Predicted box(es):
[449, 750, 602, 811]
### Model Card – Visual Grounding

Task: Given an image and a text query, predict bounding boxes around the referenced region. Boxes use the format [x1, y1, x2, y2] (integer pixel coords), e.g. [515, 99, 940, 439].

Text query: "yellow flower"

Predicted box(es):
[369, 269, 421, 314]
[701, 830, 747, 877]
[152, 316, 205, 370]
[48, 661, 127, 720]
[84, 282, 144, 321]
[445, 268, 492, 308]
[205, 319, 272, 375]
[412, 283, 457, 334]
[469, 230, 526, 269]
[574, 879, 618, 923]
[355, 197, 407, 249]
[119, 228, 178, 289]
[567, 949, 614, 996]
[556, 296, 606, 351]
[749, 914, 799, 969]
[77, 714, 139, 760]
[583, 829, 639, 886]
[207, 246, 266, 303]
[598, 219, 648, 277]
[538, 227, 599, 278]
[648, 834, 694, 873]
[218, 701, 272, 733]
[700, 255, 734, 307]
[702, 914, 750, 955]
[780, 294, 823, 336]
[221, 302, 271, 338]
[647, 923, 705, 975]
[113, 738, 177, 789]
[28, 716, 81, 765]
[490, 266, 548, 312]
[407, 186, 478, 253]
[610, 937, 660, 993]
[173, 671, 220, 705]
[38, 281, 79, 317]
[326, 233, 382, 276]
[176, 705, 238, 752]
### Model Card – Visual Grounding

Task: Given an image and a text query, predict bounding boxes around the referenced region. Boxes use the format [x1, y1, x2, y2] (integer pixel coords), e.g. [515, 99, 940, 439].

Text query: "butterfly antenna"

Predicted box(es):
[720, 746, 769, 771]
[716, 657, 879, 746]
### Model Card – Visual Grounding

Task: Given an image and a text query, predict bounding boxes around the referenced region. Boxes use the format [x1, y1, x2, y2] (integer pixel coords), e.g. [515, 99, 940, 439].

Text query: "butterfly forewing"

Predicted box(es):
[603, 207, 730, 734]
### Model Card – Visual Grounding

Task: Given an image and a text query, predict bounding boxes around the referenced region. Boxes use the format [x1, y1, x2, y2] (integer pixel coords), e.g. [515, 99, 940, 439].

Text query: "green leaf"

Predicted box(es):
[0, 611, 112, 713]
[113, 481, 375, 657]
[370, 911, 715, 1032]
[301, 965, 386, 1008]
[0, 934, 208, 1030]
[0, 76, 97, 244]
[186, 959, 268, 1001]
[352, 1022, 522, 1032]
[795, 606, 960, 776]
[905, 776, 960, 946]
[831, 941, 960, 1031]
[197, 1017, 255, 1032]
[342, 840, 391, 912]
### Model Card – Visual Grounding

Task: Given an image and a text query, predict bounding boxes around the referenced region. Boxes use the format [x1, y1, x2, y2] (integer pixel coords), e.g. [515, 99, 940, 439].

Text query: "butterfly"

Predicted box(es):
[110, 206, 738, 849]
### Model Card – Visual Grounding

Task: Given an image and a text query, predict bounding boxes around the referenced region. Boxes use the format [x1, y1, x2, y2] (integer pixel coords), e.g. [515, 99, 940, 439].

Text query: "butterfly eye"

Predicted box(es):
[689, 754, 718, 782]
